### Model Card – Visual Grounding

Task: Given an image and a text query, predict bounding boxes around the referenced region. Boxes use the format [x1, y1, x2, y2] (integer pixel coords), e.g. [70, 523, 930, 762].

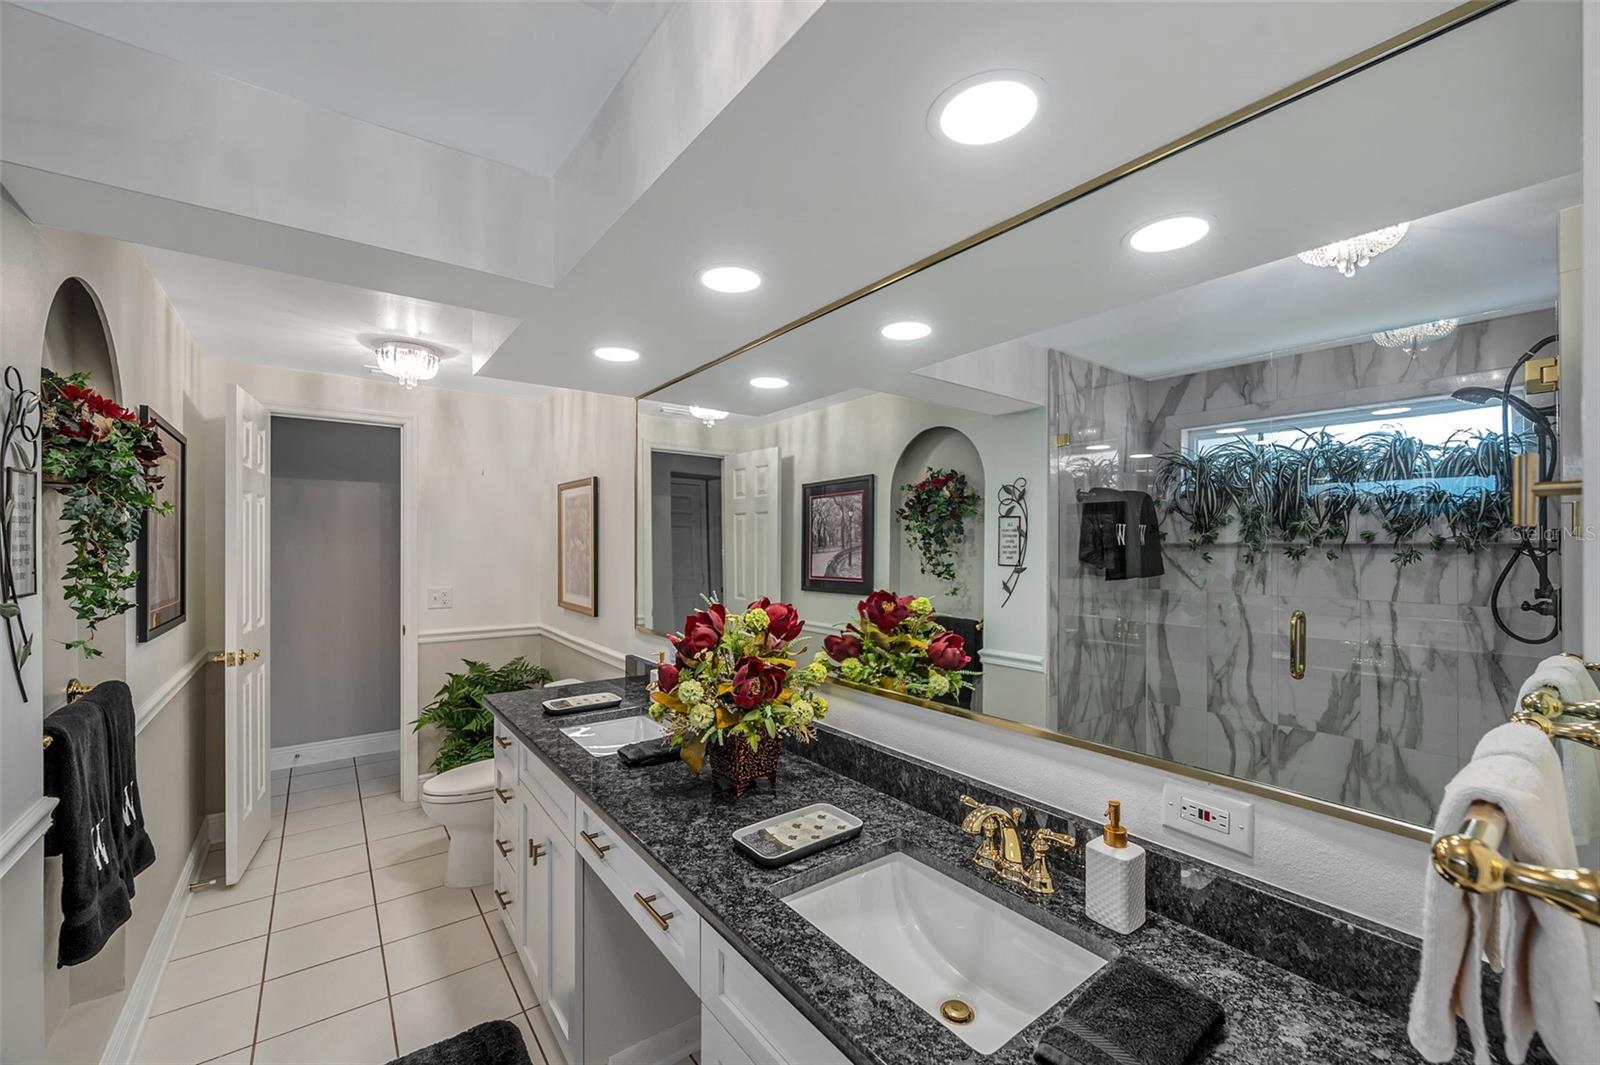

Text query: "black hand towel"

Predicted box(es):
[43, 702, 133, 967]
[1035, 956, 1224, 1065]
[85, 680, 156, 894]
[617, 737, 679, 767]
[386, 1019, 533, 1065]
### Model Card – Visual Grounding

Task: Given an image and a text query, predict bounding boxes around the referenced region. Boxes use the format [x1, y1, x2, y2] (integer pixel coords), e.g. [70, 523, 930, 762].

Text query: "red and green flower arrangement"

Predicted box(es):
[40, 369, 170, 657]
[898, 467, 982, 594]
[648, 597, 830, 794]
[824, 589, 973, 701]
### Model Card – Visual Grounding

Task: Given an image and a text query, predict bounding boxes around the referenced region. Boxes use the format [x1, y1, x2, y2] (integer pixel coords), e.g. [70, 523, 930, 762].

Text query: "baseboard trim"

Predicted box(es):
[203, 811, 225, 844]
[134, 648, 211, 735]
[270, 729, 400, 771]
[608, 1016, 699, 1065]
[416, 623, 541, 645]
[100, 820, 211, 1065]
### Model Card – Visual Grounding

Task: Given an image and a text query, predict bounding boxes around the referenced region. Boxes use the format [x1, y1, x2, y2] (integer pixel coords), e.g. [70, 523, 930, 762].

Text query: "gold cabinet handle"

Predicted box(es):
[494, 788, 513, 804]
[495, 736, 512, 749]
[493, 889, 512, 910]
[633, 892, 673, 931]
[529, 840, 546, 865]
[580, 830, 610, 859]
[496, 839, 512, 858]
[1288, 609, 1307, 680]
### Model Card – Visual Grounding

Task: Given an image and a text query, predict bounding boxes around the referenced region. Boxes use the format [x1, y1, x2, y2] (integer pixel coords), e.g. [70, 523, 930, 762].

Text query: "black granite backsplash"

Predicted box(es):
[795, 722, 1537, 1054]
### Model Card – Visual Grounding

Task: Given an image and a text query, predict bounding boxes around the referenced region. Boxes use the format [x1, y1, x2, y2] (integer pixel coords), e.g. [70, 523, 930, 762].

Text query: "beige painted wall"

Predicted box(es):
[415, 633, 541, 774]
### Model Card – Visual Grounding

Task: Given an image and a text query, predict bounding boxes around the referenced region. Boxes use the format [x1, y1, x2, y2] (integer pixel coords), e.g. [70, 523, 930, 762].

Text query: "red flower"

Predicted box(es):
[824, 632, 863, 662]
[927, 631, 970, 671]
[671, 609, 723, 661]
[656, 662, 680, 691]
[731, 656, 785, 710]
[767, 603, 804, 643]
[860, 589, 912, 631]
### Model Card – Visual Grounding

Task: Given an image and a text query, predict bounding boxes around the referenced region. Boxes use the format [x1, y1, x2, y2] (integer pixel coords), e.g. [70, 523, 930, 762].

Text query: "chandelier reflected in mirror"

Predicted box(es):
[1297, 222, 1410, 278]
[1372, 317, 1459, 349]
[372, 340, 442, 390]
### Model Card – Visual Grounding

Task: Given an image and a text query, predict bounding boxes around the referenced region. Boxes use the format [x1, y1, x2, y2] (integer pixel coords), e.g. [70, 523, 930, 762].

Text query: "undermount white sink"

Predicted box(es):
[785, 851, 1106, 1054]
[559, 716, 666, 757]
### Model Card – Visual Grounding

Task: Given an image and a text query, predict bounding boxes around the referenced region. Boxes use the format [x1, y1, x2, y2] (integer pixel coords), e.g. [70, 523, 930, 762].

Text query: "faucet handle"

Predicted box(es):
[1024, 828, 1076, 895]
[1030, 828, 1077, 856]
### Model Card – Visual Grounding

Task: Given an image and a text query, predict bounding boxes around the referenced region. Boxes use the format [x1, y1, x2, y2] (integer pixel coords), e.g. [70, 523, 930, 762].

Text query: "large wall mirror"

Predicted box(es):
[636, 1, 1584, 830]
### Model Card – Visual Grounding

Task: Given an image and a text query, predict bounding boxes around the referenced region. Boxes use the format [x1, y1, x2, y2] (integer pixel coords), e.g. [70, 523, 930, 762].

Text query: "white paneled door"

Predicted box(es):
[223, 386, 272, 885]
[722, 447, 781, 607]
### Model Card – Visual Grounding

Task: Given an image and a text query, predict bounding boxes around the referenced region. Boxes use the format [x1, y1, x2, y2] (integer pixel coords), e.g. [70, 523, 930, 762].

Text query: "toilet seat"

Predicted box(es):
[422, 759, 496, 805]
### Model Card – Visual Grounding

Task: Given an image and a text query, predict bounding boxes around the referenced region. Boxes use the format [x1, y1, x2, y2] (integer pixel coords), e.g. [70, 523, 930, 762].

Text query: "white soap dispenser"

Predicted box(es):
[1085, 799, 1146, 934]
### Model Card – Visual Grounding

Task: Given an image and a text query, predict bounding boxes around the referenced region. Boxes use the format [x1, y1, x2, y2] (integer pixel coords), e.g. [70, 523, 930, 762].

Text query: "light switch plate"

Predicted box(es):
[427, 587, 453, 610]
[1161, 782, 1254, 855]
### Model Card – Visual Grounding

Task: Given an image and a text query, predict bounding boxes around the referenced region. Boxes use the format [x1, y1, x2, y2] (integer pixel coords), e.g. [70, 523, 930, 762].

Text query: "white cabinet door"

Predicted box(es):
[522, 790, 552, 1004]
[700, 1006, 758, 1065]
[544, 828, 579, 1053]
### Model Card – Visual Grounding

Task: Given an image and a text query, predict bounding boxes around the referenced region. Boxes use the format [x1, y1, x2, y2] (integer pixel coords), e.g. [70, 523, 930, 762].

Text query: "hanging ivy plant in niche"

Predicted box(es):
[897, 467, 981, 594]
[40, 369, 171, 657]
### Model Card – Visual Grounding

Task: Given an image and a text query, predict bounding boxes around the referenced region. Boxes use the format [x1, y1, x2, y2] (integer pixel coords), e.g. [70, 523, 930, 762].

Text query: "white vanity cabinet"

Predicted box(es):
[497, 721, 850, 1065]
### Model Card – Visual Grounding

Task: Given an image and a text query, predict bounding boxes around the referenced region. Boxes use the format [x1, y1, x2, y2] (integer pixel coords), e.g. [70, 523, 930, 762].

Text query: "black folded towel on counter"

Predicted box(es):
[86, 681, 156, 894]
[617, 736, 679, 767]
[387, 1020, 533, 1065]
[1035, 956, 1224, 1065]
[43, 701, 133, 967]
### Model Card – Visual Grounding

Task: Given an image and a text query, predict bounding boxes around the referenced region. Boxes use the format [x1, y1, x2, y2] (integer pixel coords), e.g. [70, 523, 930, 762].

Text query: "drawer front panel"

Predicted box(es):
[700, 925, 848, 1065]
[519, 742, 575, 843]
[492, 849, 521, 938]
[575, 799, 700, 986]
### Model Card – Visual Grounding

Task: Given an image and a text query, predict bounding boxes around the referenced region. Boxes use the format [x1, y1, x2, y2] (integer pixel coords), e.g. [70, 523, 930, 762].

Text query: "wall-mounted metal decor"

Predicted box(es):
[996, 477, 1028, 607]
[2, 366, 41, 700]
[136, 406, 187, 641]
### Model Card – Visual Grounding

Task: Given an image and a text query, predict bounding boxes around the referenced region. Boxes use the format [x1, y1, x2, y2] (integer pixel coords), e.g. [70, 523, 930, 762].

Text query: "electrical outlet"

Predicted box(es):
[427, 587, 453, 610]
[1162, 782, 1254, 855]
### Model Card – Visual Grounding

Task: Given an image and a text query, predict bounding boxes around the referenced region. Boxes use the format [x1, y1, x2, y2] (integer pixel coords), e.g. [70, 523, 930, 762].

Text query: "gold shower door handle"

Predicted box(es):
[1288, 610, 1307, 680]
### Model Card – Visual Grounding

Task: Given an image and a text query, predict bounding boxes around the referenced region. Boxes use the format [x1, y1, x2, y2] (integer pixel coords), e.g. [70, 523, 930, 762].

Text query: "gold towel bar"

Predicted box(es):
[1431, 694, 1600, 926]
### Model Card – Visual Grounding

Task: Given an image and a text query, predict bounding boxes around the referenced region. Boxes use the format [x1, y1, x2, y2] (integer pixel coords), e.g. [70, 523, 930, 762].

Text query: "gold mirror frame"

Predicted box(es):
[632, 1, 1514, 843]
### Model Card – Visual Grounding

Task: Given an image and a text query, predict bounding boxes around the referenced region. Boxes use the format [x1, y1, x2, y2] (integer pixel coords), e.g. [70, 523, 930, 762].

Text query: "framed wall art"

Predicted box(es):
[801, 475, 874, 594]
[136, 406, 187, 641]
[557, 476, 599, 616]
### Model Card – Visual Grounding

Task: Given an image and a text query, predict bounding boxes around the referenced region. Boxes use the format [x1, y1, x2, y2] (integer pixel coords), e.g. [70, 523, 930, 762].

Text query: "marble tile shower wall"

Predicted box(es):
[1047, 308, 1559, 824]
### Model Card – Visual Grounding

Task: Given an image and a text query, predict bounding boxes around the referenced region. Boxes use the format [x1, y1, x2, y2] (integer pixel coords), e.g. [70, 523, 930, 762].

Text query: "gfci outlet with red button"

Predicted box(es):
[1162, 782, 1255, 856]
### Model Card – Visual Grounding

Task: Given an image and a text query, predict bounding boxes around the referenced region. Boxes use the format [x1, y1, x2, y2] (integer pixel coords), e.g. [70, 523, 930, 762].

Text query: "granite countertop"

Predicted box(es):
[488, 678, 1468, 1065]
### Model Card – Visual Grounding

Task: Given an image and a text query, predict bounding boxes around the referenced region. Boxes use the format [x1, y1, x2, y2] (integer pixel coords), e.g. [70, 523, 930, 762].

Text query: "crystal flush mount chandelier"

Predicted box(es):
[372, 340, 442, 389]
[1372, 317, 1459, 349]
[1297, 222, 1410, 278]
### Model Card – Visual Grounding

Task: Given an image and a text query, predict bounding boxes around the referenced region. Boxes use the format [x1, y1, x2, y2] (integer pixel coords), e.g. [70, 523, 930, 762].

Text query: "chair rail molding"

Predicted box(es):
[0, 797, 59, 880]
[416, 623, 541, 645]
[134, 648, 211, 735]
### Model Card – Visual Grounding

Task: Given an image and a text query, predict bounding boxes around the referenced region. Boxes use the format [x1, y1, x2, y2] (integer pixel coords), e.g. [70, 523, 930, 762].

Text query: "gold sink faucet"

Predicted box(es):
[959, 795, 1077, 895]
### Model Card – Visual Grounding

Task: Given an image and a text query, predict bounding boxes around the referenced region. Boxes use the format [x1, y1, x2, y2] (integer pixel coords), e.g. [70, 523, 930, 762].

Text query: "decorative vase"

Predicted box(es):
[708, 735, 781, 798]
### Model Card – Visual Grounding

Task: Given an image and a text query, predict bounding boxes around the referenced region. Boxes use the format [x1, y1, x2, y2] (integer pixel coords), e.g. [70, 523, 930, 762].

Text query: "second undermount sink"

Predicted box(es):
[785, 851, 1106, 1054]
[559, 715, 666, 757]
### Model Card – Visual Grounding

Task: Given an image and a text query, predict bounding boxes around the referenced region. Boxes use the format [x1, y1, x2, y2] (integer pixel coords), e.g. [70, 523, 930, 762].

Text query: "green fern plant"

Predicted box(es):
[414, 656, 553, 772]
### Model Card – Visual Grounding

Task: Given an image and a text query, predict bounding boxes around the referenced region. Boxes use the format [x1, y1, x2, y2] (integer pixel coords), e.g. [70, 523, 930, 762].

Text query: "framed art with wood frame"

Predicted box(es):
[136, 405, 186, 641]
[557, 476, 599, 616]
[801, 475, 874, 594]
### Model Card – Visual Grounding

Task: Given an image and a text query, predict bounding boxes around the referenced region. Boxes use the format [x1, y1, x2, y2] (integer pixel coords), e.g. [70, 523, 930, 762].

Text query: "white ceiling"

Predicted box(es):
[17, 0, 674, 177]
[652, 1, 1582, 418]
[2, 0, 1479, 397]
[137, 246, 542, 397]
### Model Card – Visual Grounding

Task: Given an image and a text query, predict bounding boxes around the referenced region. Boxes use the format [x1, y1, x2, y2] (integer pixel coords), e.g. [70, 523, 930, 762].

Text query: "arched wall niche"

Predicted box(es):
[889, 425, 985, 620]
[41, 276, 127, 700]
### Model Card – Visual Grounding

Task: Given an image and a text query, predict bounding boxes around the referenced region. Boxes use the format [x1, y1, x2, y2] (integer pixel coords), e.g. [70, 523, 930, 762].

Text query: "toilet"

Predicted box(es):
[420, 679, 585, 887]
[420, 759, 497, 888]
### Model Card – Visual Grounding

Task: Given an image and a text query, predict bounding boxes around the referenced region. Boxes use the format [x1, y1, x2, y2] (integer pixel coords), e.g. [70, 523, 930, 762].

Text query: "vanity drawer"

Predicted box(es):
[519, 743, 575, 843]
[574, 798, 700, 986]
[492, 797, 518, 862]
[492, 848, 520, 939]
[492, 717, 517, 777]
[700, 924, 848, 1065]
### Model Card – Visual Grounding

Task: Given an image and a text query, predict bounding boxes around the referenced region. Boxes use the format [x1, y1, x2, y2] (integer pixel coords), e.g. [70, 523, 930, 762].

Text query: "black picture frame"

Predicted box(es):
[801, 475, 874, 594]
[136, 406, 187, 641]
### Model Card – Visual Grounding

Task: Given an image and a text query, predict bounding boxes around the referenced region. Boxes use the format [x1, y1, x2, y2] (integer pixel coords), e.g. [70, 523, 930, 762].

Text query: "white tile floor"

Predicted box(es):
[136, 755, 566, 1065]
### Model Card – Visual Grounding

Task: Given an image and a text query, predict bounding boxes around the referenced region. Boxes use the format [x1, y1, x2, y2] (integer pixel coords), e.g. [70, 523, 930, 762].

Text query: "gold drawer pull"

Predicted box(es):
[495, 736, 512, 749]
[1288, 609, 1307, 681]
[496, 839, 512, 858]
[580, 830, 611, 859]
[633, 892, 673, 931]
[493, 889, 512, 910]
[494, 788, 513, 804]
[529, 840, 546, 865]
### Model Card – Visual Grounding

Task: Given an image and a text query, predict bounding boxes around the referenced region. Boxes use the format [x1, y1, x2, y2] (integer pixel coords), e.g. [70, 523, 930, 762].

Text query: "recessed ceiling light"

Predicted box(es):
[1128, 216, 1211, 253]
[1215, 426, 1247, 435]
[1371, 406, 1412, 416]
[593, 346, 640, 363]
[750, 376, 788, 389]
[699, 265, 762, 294]
[881, 320, 932, 341]
[1085, 444, 1112, 451]
[933, 72, 1042, 145]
